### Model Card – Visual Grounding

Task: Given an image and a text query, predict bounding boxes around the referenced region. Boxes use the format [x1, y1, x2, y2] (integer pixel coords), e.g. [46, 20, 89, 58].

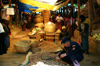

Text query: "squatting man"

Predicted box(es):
[56, 37, 84, 66]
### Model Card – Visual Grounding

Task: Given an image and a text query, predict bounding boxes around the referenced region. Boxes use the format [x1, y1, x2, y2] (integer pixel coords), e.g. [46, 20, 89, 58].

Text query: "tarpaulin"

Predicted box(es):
[17, 0, 38, 13]
[18, 0, 70, 12]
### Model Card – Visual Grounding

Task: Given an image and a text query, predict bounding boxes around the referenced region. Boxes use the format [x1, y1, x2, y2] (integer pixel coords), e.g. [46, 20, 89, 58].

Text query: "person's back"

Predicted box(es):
[1, 23, 9, 37]
[69, 41, 84, 62]
[57, 37, 84, 66]
[59, 28, 71, 40]
[64, 15, 69, 26]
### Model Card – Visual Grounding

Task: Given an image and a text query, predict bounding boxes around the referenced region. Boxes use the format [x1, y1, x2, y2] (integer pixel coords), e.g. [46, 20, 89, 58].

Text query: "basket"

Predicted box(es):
[14, 40, 31, 53]
[14, 45, 30, 53]
[34, 17, 43, 23]
[31, 48, 41, 53]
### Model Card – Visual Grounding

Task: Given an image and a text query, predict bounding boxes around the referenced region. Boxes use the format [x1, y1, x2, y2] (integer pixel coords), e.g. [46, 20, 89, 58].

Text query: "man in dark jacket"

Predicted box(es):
[56, 37, 84, 66]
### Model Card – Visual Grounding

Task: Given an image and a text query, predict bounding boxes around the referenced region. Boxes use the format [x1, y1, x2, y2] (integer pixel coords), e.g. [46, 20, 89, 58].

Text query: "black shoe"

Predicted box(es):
[70, 64, 74, 66]
[82, 50, 85, 53]
[86, 51, 89, 54]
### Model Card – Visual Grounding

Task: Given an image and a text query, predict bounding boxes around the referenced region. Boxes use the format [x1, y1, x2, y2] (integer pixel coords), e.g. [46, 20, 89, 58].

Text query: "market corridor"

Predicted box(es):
[0, 28, 100, 66]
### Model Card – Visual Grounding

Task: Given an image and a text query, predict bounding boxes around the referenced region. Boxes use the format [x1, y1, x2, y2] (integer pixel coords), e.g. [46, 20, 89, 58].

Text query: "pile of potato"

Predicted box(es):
[27, 52, 67, 66]
[39, 41, 60, 52]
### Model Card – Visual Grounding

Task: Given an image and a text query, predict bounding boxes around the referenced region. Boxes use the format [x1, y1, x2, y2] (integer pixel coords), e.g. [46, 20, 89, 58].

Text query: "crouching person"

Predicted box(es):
[56, 37, 84, 66]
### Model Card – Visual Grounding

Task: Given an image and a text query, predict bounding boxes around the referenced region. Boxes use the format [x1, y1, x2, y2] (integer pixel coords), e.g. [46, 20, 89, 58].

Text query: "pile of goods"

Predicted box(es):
[30, 41, 63, 53]
[44, 22, 56, 33]
[28, 28, 42, 35]
[31, 41, 41, 53]
[93, 33, 100, 40]
[27, 52, 67, 66]
[55, 29, 61, 34]
[39, 41, 62, 52]
[11, 25, 17, 29]
[71, 30, 81, 42]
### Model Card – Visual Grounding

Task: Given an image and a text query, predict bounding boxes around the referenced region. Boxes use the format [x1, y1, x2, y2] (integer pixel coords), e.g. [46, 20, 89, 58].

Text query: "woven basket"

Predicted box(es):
[14, 40, 31, 53]
[14, 45, 30, 53]
[31, 48, 41, 53]
[34, 17, 43, 23]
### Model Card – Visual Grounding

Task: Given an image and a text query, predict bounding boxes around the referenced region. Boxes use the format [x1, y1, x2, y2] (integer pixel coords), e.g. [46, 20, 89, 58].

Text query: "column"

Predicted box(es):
[77, 0, 80, 29]
[9, 0, 12, 25]
[0, 0, 2, 19]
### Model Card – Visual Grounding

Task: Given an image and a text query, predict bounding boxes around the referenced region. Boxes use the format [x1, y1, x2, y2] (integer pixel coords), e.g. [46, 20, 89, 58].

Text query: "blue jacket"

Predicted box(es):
[58, 41, 84, 62]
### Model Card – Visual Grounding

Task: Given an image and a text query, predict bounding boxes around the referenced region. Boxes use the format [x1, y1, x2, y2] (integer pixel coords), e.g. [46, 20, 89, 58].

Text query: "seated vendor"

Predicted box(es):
[56, 37, 84, 66]
[59, 26, 71, 40]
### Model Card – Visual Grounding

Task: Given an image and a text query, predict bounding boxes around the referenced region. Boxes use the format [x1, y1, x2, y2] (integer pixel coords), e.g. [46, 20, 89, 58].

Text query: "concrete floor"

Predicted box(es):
[0, 28, 100, 66]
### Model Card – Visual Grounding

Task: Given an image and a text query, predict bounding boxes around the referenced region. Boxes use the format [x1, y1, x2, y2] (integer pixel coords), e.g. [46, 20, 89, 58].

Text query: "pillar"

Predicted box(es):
[71, 0, 73, 17]
[15, 0, 18, 26]
[9, 0, 12, 25]
[0, 0, 2, 19]
[88, 0, 93, 35]
[77, 0, 80, 29]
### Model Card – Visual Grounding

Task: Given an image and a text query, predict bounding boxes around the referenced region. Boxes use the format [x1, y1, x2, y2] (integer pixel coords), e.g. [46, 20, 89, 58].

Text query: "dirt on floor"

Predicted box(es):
[0, 29, 100, 66]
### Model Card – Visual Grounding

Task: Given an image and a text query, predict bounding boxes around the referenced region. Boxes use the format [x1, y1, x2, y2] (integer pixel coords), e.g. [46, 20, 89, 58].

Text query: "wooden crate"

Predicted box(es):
[55, 34, 60, 37]
[55, 37, 59, 39]
[46, 35, 54, 37]
[46, 32, 55, 37]
[55, 39, 59, 42]
[46, 32, 55, 35]
[46, 39, 54, 42]
[45, 37, 54, 42]
[55, 36, 59, 42]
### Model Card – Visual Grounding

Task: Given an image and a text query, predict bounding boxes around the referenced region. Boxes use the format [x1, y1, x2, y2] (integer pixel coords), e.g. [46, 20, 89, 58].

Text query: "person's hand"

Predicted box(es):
[60, 54, 67, 58]
[56, 56, 60, 60]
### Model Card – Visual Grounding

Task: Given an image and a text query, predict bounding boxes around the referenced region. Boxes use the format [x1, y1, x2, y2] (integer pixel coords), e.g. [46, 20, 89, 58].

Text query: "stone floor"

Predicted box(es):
[0, 28, 100, 66]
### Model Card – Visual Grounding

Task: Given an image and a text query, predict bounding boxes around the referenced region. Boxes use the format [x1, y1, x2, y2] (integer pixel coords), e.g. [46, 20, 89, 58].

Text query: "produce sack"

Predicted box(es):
[44, 22, 56, 33]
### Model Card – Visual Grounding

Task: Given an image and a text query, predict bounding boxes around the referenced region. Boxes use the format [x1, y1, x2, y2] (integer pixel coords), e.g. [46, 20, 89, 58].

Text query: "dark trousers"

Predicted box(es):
[0, 33, 7, 55]
[61, 56, 73, 65]
[61, 56, 81, 66]
[5, 35, 10, 48]
[57, 22, 62, 30]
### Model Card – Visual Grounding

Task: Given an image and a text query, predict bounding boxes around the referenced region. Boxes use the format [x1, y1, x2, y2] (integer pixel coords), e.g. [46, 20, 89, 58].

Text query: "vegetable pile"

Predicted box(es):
[93, 34, 100, 40]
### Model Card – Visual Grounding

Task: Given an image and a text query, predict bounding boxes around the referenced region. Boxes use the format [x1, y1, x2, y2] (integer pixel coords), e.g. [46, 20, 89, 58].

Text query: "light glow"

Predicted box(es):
[48, 21, 51, 25]
[34, 0, 57, 5]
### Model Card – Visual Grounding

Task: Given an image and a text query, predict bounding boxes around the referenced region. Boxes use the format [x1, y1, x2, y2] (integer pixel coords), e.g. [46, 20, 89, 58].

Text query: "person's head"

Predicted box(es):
[62, 26, 66, 32]
[70, 16, 73, 19]
[62, 41, 70, 47]
[80, 15, 86, 23]
[61, 37, 70, 47]
[1, 19, 9, 25]
[58, 14, 60, 17]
